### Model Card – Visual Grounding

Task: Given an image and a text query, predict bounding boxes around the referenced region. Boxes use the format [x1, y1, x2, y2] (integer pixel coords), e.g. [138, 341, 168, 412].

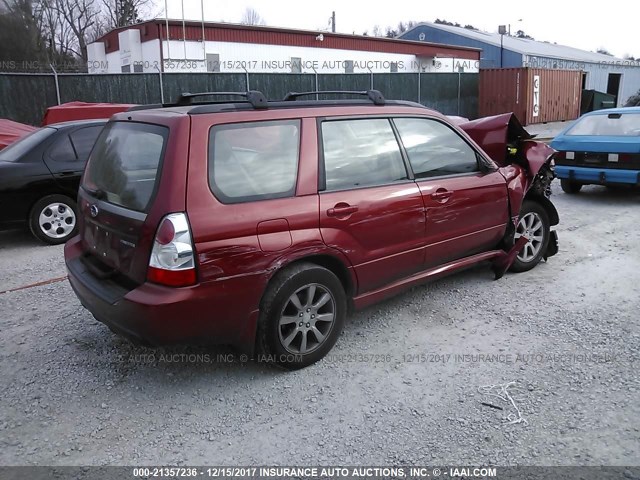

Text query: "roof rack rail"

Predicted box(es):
[283, 89, 386, 105]
[175, 90, 268, 109]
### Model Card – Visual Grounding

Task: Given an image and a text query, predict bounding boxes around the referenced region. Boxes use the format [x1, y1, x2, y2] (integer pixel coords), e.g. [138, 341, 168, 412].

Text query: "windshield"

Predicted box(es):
[567, 113, 640, 136]
[0, 127, 56, 162]
[82, 122, 168, 212]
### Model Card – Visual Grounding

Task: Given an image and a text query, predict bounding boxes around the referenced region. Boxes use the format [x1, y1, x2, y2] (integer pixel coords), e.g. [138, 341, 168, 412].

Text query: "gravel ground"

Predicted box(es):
[0, 182, 638, 467]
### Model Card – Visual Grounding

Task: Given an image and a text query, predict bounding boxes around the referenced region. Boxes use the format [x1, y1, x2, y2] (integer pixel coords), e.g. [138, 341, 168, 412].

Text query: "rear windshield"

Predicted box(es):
[83, 122, 168, 212]
[0, 127, 55, 162]
[567, 113, 640, 136]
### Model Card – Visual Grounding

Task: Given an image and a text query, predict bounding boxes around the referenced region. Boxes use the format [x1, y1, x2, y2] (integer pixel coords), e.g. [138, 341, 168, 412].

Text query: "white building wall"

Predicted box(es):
[84, 35, 479, 74]
[86, 42, 107, 73]
[160, 40, 478, 73]
[118, 29, 142, 72]
[162, 40, 425, 73]
[141, 40, 162, 72]
[105, 51, 120, 73]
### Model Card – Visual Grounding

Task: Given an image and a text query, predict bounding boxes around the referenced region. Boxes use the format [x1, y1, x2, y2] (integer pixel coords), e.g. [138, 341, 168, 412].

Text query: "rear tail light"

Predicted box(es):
[147, 213, 196, 287]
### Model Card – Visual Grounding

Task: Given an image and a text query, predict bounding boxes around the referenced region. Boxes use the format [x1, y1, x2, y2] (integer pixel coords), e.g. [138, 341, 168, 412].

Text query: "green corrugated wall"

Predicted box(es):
[0, 72, 478, 125]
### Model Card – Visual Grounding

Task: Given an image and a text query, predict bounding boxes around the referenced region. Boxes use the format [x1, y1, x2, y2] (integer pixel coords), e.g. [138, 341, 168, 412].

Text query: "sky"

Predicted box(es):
[154, 0, 639, 59]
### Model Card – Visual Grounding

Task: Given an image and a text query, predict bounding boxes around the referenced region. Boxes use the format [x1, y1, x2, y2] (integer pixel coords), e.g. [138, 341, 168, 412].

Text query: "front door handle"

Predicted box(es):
[327, 203, 359, 217]
[431, 188, 453, 203]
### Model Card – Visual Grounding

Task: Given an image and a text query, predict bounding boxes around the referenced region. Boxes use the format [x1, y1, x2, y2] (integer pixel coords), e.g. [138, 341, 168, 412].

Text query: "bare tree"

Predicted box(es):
[47, 0, 100, 61]
[240, 7, 265, 26]
[99, 0, 151, 29]
[34, 0, 77, 61]
[371, 25, 383, 37]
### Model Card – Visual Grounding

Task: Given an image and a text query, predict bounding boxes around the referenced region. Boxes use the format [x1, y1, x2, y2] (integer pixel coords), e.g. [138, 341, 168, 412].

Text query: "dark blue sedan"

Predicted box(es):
[551, 107, 640, 193]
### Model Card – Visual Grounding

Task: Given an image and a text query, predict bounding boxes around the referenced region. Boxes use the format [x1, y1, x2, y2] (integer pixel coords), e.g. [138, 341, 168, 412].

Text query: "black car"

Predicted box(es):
[0, 120, 105, 244]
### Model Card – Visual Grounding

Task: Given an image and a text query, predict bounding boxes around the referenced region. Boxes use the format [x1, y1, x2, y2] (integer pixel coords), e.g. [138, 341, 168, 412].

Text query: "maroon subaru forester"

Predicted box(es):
[65, 90, 558, 369]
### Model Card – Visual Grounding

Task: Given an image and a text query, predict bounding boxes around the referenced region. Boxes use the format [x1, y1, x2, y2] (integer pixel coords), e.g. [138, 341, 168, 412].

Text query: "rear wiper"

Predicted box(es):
[84, 186, 106, 200]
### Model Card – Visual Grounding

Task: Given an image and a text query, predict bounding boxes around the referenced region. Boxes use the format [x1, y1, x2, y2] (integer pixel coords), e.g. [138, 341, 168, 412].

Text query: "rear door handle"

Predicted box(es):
[57, 171, 76, 176]
[431, 189, 453, 203]
[327, 203, 358, 217]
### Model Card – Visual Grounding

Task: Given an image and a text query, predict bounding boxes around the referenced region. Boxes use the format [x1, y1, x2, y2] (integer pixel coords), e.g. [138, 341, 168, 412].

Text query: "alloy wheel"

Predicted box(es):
[515, 212, 544, 263]
[278, 283, 336, 355]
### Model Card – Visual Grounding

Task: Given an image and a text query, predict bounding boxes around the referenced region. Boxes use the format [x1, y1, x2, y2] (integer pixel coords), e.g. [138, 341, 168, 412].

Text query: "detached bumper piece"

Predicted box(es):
[491, 236, 529, 280]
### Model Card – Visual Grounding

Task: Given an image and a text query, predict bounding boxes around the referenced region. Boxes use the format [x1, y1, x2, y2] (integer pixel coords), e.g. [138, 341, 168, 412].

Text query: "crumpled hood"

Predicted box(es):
[459, 113, 533, 166]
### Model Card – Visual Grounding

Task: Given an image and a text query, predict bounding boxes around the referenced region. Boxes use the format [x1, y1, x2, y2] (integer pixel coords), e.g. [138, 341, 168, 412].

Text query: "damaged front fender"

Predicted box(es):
[459, 112, 559, 270]
[459, 112, 558, 221]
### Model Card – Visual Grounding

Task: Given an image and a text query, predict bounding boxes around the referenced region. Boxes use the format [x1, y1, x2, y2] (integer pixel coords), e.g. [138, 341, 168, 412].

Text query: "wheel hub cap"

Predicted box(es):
[38, 202, 76, 239]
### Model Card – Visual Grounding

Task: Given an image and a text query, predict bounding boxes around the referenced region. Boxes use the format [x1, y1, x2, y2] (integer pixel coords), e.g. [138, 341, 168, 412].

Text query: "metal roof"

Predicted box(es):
[404, 22, 633, 64]
[94, 19, 480, 59]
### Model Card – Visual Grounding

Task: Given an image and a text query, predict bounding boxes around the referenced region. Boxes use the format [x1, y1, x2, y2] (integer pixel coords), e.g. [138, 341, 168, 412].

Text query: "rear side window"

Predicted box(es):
[83, 122, 168, 212]
[70, 126, 103, 160]
[321, 118, 407, 191]
[208, 120, 300, 203]
[393, 118, 479, 178]
[48, 134, 77, 161]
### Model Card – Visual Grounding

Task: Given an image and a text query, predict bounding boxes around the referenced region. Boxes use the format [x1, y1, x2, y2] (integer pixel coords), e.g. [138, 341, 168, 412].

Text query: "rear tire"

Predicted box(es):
[257, 262, 347, 370]
[560, 179, 582, 194]
[510, 200, 550, 273]
[28, 194, 78, 245]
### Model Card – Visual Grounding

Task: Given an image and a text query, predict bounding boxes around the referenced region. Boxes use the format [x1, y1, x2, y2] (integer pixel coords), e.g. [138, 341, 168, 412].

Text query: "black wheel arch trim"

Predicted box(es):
[525, 193, 559, 226]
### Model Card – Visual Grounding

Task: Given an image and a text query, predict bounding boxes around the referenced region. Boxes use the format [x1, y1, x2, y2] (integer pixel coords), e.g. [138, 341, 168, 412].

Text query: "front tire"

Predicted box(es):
[510, 200, 550, 273]
[560, 179, 582, 194]
[29, 194, 78, 245]
[257, 262, 347, 370]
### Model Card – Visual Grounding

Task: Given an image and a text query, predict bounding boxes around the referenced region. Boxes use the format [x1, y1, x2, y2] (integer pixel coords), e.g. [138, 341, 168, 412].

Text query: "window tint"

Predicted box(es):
[209, 120, 300, 203]
[69, 126, 103, 160]
[83, 122, 168, 212]
[394, 118, 478, 178]
[567, 113, 640, 136]
[0, 127, 55, 163]
[48, 134, 77, 161]
[321, 119, 407, 191]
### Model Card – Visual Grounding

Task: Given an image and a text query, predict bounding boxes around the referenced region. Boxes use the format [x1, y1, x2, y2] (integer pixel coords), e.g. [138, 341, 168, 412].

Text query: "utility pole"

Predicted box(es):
[331, 11, 335, 33]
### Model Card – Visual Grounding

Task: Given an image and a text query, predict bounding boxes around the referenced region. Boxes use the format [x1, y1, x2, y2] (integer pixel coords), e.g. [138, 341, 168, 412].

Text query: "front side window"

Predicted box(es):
[393, 118, 479, 178]
[209, 120, 300, 203]
[321, 118, 407, 191]
[0, 127, 55, 163]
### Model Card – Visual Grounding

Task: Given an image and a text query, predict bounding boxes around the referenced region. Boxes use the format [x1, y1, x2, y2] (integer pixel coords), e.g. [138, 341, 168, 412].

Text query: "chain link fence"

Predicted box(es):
[0, 72, 478, 125]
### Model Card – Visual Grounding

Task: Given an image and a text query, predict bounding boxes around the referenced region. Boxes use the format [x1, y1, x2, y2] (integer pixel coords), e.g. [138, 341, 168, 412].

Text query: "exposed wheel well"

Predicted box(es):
[524, 193, 559, 226]
[287, 255, 354, 297]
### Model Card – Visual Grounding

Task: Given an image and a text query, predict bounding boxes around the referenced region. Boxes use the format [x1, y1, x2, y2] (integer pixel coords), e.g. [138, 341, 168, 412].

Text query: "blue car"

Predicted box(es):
[551, 107, 640, 193]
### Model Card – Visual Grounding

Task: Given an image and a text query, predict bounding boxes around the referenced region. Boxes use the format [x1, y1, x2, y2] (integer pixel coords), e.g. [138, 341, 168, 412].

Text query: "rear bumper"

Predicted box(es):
[555, 165, 640, 185]
[64, 236, 261, 351]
